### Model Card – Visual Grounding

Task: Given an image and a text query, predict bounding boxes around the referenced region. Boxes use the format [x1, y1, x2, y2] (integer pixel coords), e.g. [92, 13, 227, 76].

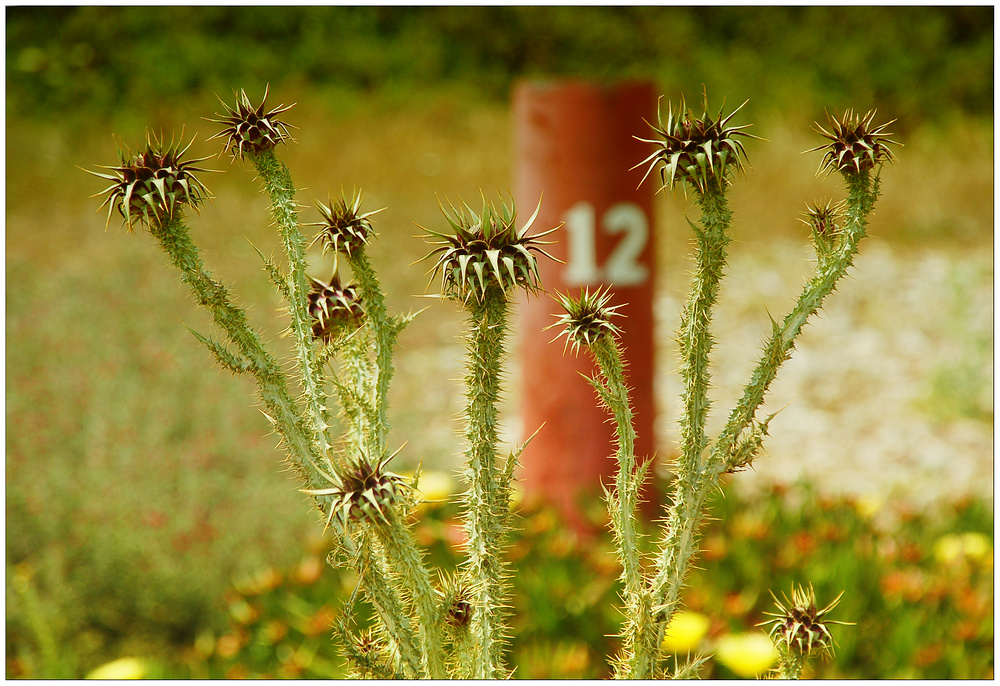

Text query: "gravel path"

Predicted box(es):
[653, 240, 993, 512]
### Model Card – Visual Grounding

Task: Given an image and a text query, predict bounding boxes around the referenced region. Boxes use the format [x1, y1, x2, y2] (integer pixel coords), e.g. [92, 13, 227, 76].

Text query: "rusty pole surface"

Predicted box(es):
[513, 79, 659, 531]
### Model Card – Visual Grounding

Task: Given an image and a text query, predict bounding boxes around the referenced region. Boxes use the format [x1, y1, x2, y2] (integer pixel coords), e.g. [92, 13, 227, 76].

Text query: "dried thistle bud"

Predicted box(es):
[301, 447, 411, 533]
[308, 191, 381, 259]
[550, 286, 625, 356]
[208, 84, 295, 160]
[88, 131, 212, 231]
[306, 273, 364, 342]
[758, 584, 853, 660]
[635, 89, 761, 197]
[807, 109, 899, 177]
[421, 194, 557, 304]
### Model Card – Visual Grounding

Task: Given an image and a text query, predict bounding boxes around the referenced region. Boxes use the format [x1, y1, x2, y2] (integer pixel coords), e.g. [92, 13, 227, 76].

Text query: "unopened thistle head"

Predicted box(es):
[635, 90, 760, 197]
[550, 286, 625, 355]
[421, 194, 557, 304]
[800, 199, 844, 237]
[208, 84, 295, 160]
[309, 191, 381, 259]
[758, 584, 852, 661]
[306, 273, 364, 342]
[807, 109, 899, 177]
[301, 447, 411, 533]
[89, 131, 212, 231]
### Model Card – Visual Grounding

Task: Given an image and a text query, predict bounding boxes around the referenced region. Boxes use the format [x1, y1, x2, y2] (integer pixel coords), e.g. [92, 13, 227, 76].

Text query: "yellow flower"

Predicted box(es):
[86, 657, 148, 680]
[934, 532, 993, 566]
[714, 632, 779, 678]
[661, 611, 711, 653]
[853, 493, 883, 521]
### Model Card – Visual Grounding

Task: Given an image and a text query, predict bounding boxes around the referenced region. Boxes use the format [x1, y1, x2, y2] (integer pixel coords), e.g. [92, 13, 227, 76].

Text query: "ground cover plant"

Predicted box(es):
[62, 86, 909, 678]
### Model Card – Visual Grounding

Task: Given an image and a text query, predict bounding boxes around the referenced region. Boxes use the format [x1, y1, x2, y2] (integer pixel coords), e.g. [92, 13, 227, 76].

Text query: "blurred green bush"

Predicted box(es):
[6, 6, 992, 127]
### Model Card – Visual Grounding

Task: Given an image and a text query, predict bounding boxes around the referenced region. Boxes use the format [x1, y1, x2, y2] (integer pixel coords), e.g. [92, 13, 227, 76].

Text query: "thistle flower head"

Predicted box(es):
[88, 131, 212, 231]
[306, 273, 364, 343]
[758, 584, 852, 660]
[437, 572, 476, 630]
[421, 194, 557, 304]
[635, 90, 760, 197]
[308, 191, 381, 259]
[301, 446, 411, 533]
[549, 286, 625, 356]
[806, 109, 899, 177]
[800, 199, 844, 237]
[208, 84, 295, 160]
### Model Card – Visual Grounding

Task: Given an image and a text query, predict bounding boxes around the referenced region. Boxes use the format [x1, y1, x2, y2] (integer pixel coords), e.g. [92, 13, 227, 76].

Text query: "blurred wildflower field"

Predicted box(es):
[6, 6, 993, 680]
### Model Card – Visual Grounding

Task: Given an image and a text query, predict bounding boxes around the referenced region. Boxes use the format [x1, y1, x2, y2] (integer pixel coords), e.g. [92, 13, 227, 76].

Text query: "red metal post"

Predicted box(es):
[513, 80, 658, 531]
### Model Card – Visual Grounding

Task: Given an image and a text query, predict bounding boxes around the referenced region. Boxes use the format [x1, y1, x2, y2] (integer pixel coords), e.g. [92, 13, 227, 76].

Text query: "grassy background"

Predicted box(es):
[6, 6, 993, 678]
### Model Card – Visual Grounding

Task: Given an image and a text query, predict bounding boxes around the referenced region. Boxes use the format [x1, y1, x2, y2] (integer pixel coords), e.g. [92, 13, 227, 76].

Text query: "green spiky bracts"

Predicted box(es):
[807, 109, 899, 177]
[550, 286, 625, 356]
[422, 195, 557, 304]
[208, 84, 295, 160]
[309, 191, 380, 259]
[306, 273, 364, 343]
[89, 131, 212, 231]
[635, 90, 760, 197]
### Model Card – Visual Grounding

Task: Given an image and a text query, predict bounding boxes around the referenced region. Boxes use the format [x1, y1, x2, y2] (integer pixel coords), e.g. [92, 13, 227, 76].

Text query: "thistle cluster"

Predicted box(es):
[635, 91, 760, 196]
[306, 274, 364, 343]
[309, 192, 380, 259]
[759, 584, 851, 661]
[550, 286, 624, 356]
[207, 84, 295, 160]
[301, 448, 411, 534]
[89, 131, 212, 231]
[422, 196, 556, 304]
[807, 108, 899, 176]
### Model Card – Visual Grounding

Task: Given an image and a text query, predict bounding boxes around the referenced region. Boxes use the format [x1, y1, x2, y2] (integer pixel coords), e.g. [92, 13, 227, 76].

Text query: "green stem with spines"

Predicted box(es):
[346, 248, 407, 455]
[774, 647, 808, 679]
[147, 216, 327, 491]
[711, 170, 879, 472]
[460, 286, 514, 679]
[648, 170, 882, 658]
[249, 148, 334, 461]
[373, 510, 447, 679]
[587, 336, 659, 679]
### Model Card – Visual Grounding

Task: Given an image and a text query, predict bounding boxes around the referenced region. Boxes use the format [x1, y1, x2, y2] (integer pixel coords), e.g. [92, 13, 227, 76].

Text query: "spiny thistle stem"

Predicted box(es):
[147, 216, 328, 491]
[588, 335, 660, 679]
[711, 171, 880, 472]
[248, 148, 334, 461]
[346, 248, 406, 455]
[372, 510, 447, 678]
[461, 287, 513, 679]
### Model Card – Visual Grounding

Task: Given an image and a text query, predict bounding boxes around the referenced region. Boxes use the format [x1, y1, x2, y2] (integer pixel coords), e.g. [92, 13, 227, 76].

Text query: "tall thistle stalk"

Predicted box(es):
[553, 94, 895, 678]
[422, 196, 556, 678]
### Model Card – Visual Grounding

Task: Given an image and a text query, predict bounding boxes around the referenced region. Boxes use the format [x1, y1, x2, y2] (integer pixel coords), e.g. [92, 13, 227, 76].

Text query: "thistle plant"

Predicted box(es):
[553, 92, 894, 678]
[89, 86, 892, 679]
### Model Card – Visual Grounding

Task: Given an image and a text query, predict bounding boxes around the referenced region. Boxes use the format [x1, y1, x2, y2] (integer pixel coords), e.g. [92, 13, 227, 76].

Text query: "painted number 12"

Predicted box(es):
[563, 201, 650, 286]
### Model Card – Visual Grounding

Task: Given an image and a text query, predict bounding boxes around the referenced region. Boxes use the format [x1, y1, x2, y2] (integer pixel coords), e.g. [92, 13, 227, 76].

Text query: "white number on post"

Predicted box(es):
[562, 201, 649, 286]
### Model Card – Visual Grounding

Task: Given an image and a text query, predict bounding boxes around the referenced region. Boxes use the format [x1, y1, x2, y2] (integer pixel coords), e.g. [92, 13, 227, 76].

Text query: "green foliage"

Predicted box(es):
[6, 6, 991, 126]
[18, 488, 983, 679]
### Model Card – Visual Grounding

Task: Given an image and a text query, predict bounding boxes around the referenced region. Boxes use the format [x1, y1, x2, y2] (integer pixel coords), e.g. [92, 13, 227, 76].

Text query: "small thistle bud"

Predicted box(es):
[308, 191, 381, 259]
[421, 194, 557, 304]
[806, 109, 899, 177]
[301, 447, 411, 533]
[88, 131, 212, 231]
[800, 199, 844, 238]
[306, 273, 364, 342]
[437, 572, 476, 630]
[550, 286, 625, 356]
[635, 89, 761, 197]
[758, 584, 853, 661]
[208, 84, 295, 160]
